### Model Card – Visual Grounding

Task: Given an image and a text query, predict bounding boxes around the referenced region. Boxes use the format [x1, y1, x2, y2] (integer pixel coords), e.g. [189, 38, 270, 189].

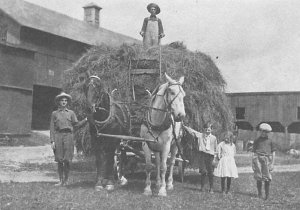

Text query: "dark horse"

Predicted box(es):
[86, 75, 130, 191]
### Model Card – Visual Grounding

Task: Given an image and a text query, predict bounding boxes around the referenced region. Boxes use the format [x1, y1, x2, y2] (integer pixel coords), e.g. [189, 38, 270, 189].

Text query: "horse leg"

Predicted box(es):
[154, 151, 162, 190]
[167, 143, 177, 190]
[95, 148, 105, 191]
[104, 140, 117, 191]
[158, 142, 171, 197]
[142, 142, 152, 196]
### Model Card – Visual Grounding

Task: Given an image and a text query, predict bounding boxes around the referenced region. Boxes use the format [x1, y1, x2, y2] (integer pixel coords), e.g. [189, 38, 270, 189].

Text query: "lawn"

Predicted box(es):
[0, 172, 299, 210]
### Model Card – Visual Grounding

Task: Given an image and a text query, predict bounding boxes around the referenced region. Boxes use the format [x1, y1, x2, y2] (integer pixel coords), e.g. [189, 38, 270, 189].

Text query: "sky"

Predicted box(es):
[25, 0, 300, 93]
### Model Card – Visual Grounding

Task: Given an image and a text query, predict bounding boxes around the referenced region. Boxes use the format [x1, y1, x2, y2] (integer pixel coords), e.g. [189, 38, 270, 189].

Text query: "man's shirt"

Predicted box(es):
[50, 108, 78, 142]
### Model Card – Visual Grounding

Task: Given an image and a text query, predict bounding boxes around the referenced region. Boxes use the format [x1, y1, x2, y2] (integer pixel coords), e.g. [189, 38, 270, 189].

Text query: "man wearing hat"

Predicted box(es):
[252, 123, 276, 200]
[140, 3, 165, 48]
[50, 92, 87, 186]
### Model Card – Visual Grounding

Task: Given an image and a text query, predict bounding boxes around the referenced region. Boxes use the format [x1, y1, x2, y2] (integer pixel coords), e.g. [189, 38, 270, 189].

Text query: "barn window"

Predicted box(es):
[236, 107, 245, 120]
[297, 107, 300, 120]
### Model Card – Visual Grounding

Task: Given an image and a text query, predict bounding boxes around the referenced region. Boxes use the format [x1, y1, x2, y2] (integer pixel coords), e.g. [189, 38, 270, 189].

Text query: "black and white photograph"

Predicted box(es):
[0, 0, 300, 209]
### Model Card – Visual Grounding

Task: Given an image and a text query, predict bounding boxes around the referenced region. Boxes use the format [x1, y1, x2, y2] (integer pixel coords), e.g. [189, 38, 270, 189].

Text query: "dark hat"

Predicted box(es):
[55, 92, 72, 104]
[147, 3, 160, 14]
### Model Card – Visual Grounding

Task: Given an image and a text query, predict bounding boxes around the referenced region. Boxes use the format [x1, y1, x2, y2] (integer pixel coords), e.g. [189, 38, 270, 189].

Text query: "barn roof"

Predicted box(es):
[0, 0, 140, 46]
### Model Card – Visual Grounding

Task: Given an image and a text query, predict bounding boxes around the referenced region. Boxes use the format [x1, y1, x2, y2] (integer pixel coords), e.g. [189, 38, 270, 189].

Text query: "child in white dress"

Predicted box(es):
[214, 131, 238, 194]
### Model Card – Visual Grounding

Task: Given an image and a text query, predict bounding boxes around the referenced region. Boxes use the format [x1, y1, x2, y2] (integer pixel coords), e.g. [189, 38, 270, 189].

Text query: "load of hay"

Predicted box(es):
[63, 42, 233, 156]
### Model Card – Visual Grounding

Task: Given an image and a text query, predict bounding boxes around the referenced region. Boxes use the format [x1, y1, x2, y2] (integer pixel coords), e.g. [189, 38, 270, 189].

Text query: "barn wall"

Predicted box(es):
[228, 92, 300, 150]
[0, 44, 35, 134]
[0, 11, 20, 45]
[20, 27, 88, 88]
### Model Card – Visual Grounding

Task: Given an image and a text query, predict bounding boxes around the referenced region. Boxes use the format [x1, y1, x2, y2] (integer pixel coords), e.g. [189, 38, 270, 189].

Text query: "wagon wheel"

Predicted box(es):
[178, 160, 185, 183]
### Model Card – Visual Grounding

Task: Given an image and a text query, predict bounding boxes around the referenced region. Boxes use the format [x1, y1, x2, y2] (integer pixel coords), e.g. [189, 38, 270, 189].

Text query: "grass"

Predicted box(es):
[0, 131, 50, 147]
[0, 172, 299, 209]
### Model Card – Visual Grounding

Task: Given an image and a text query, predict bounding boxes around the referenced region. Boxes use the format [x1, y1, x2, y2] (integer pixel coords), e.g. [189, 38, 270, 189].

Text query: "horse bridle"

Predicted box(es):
[155, 82, 185, 115]
[87, 78, 108, 113]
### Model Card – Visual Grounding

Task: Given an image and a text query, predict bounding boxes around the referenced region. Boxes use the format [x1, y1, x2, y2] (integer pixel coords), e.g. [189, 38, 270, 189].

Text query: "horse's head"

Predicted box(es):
[86, 75, 110, 117]
[154, 73, 185, 122]
[165, 74, 186, 121]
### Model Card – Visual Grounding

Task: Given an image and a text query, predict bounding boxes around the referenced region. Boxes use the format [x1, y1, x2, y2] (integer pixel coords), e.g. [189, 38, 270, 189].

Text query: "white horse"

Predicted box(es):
[140, 73, 186, 196]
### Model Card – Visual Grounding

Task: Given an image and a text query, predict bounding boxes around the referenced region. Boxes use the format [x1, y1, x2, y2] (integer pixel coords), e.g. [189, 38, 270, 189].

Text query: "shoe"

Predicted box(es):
[54, 181, 63, 187]
[63, 180, 69, 186]
[226, 191, 232, 196]
[209, 189, 214, 194]
[118, 176, 128, 186]
[258, 193, 263, 199]
[105, 184, 114, 191]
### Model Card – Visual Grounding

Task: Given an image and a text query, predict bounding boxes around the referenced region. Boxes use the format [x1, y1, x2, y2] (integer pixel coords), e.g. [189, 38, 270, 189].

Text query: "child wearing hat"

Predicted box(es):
[140, 3, 165, 48]
[50, 92, 87, 186]
[214, 131, 238, 195]
[252, 123, 276, 199]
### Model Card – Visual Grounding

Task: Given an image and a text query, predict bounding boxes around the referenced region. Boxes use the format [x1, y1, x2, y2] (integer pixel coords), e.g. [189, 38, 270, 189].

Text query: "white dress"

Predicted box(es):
[214, 142, 238, 178]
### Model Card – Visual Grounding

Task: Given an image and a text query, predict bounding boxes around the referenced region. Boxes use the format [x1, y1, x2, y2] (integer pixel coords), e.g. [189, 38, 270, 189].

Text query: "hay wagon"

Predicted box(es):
[89, 58, 187, 182]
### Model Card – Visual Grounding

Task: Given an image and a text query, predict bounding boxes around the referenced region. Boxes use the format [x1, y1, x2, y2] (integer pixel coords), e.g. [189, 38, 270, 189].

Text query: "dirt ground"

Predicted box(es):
[0, 130, 300, 183]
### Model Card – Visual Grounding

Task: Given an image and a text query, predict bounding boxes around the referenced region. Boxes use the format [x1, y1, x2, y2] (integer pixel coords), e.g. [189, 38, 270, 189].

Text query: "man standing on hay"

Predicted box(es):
[50, 92, 87, 186]
[140, 3, 165, 48]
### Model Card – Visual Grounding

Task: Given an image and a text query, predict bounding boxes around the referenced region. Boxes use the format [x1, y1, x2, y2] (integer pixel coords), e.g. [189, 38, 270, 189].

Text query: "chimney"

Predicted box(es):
[83, 2, 102, 27]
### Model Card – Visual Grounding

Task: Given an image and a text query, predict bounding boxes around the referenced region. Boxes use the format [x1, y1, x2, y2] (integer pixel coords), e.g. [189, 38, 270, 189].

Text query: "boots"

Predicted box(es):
[257, 181, 262, 199]
[63, 161, 70, 186]
[265, 181, 270, 200]
[208, 174, 214, 193]
[200, 173, 206, 191]
[55, 162, 64, 186]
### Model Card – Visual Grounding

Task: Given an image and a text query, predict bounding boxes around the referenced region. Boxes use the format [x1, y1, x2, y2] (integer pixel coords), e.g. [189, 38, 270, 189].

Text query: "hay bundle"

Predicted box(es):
[63, 42, 233, 154]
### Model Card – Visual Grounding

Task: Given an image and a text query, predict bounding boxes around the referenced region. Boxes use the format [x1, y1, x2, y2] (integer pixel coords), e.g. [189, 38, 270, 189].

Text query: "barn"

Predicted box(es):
[0, 0, 139, 136]
[228, 91, 300, 150]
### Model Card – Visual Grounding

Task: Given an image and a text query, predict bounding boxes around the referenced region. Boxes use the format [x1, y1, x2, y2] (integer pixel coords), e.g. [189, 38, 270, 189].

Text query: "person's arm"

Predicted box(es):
[140, 18, 148, 37]
[49, 112, 56, 150]
[72, 111, 87, 129]
[213, 137, 218, 157]
[216, 143, 222, 159]
[158, 18, 165, 38]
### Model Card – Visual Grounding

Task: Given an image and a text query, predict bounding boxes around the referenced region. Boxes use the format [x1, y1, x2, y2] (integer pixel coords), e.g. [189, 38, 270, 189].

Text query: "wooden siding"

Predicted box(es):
[228, 92, 300, 150]
[0, 44, 34, 134]
[228, 92, 300, 127]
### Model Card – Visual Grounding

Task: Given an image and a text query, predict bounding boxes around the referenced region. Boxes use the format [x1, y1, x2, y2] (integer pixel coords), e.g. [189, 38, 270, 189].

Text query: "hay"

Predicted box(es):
[63, 42, 233, 153]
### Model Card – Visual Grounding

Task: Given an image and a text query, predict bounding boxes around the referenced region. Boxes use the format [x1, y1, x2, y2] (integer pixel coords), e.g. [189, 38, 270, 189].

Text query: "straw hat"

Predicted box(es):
[259, 123, 272, 132]
[55, 92, 72, 104]
[147, 3, 160, 14]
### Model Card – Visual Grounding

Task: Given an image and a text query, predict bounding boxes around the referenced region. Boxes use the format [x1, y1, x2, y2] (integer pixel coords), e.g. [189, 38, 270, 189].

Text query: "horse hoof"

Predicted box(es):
[95, 185, 104, 191]
[143, 189, 152, 196]
[105, 185, 114, 191]
[158, 189, 167, 197]
[167, 184, 174, 190]
[119, 176, 128, 186]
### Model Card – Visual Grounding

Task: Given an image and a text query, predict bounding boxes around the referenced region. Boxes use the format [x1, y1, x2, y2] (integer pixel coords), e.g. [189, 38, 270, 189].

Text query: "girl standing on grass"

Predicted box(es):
[214, 131, 238, 194]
